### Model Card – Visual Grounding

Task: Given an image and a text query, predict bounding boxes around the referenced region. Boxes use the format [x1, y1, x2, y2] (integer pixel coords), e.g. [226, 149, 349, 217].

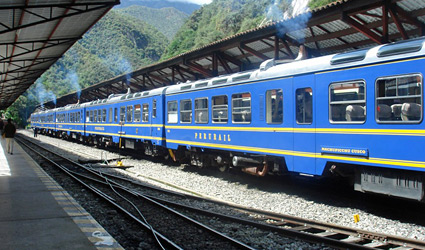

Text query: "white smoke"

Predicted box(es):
[66, 71, 81, 100]
[35, 79, 57, 108]
[264, 0, 311, 43]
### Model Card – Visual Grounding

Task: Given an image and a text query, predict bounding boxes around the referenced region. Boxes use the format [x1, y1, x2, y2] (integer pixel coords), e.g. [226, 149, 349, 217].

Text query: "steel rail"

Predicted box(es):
[16, 137, 182, 250]
[17, 136, 255, 250]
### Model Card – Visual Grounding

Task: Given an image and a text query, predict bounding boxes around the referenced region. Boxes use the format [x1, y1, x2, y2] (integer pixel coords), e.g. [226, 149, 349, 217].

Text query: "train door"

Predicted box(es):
[150, 98, 158, 139]
[292, 75, 316, 175]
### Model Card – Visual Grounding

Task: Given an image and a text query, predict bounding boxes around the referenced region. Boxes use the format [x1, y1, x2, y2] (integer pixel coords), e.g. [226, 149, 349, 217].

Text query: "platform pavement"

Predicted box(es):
[0, 135, 124, 250]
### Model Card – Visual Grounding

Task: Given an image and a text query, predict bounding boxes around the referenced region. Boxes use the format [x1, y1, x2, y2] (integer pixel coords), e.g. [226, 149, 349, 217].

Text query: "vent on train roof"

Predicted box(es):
[195, 82, 208, 88]
[127, 94, 134, 99]
[212, 79, 227, 85]
[232, 74, 251, 82]
[377, 38, 424, 57]
[180, 85, 191, 90]
[135, 93, 141, 97]
[142, 92, 149, 96]
[331, 49, 368, 65]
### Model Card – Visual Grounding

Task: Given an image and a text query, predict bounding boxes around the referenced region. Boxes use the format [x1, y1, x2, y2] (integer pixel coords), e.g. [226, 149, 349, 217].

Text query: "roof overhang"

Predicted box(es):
[0, 0, 119, 110]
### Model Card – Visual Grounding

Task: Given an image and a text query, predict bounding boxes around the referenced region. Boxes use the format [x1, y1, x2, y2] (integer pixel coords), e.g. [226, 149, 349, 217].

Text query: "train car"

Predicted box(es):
[35, 109, 56, 135]
[84, 88, 166, 155]
[56, 103, 85, 141]
[164, 37, 425, 201]
[30, 112, 41, 130]
[30, 37, 425, 201]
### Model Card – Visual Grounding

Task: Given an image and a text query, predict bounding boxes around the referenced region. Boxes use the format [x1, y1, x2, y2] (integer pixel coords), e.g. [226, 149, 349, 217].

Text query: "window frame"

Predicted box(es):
[266, 89, 283, 124]
[180, 99, 192, 124]
[142, 103, 149, 122]
[232, 92, 251, 124]
[126, 105, 133, 122]
[120, 106, 126, 122]
[108, 108, 113, 123]
[195, 97, 209, 124]
[375, 73, 423, 124]
[152, 99, 157, 118]
[134, 104, 141, 122]
[295, 88, 313, 125]
[329, 80, 366, 124]
[167, 100, 178, 124]
[212, 95, 228, 124]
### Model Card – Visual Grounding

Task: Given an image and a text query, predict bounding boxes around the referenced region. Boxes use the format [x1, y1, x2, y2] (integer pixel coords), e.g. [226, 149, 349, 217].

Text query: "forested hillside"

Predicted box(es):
[162, 0, 275, 59]
[117, 6, 188, 40]
[36, 10, 168, 98]
[115, 0, 200, 15]
[162, 0, 335, 59]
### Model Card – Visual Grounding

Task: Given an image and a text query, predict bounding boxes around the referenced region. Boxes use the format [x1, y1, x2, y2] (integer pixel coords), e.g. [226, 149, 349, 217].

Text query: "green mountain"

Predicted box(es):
[161, 0, 335, 60]
[117, 6, 188, 40]
[36, 10, 168, 98]
[162, 0, 276, 59]
[115, 0, 200, 15]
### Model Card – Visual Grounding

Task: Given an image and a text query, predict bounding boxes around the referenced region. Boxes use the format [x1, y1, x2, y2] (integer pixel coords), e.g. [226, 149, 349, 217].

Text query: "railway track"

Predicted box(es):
[17, 134, 425, 249]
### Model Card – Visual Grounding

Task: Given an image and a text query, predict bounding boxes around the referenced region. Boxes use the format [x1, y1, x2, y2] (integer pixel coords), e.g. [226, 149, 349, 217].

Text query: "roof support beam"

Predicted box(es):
[184, 61, 213, 78]
[389, 4, 408, 40]
[342, 13, 382, 44]
[240, 43, 269, 60]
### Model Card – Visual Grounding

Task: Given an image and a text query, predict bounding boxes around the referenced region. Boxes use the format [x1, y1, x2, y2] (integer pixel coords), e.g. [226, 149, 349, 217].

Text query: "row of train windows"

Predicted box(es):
[57, 112, 81, 123]
[167, 90, 283, 124]
[36, 115, 54, 123]
[86, 100, 157, 123]
[167, 74, 422, 124]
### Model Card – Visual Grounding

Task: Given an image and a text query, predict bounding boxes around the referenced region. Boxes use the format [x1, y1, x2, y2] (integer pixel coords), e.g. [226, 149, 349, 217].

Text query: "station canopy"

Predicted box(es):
[0, 0, 119, 110]
[30, 0, 425, 109]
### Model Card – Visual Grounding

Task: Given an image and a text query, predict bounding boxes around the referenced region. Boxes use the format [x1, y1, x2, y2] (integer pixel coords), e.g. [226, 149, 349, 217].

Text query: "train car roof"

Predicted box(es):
[82, 87, 167, 108]
[165, 37, 425, 95]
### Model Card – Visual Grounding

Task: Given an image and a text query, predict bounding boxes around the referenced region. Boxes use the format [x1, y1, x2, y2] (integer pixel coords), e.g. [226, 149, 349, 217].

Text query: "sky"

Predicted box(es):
[169, 0, 213, 5]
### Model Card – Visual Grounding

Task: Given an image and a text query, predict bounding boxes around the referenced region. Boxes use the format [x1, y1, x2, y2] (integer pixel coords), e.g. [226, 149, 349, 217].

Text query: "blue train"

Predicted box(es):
[31, 37, 425, 201]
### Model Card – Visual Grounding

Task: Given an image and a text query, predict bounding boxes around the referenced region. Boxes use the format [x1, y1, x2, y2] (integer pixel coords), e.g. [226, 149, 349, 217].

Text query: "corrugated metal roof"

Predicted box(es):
[0, 0, 119, 110]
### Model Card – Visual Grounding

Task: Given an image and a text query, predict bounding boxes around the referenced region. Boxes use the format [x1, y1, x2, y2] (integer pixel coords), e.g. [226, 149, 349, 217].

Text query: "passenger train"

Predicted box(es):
[31, 37, 425, 201]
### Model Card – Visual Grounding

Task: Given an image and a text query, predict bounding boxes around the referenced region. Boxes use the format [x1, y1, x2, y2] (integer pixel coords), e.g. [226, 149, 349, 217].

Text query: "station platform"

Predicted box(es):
[0, 136, 123, 250]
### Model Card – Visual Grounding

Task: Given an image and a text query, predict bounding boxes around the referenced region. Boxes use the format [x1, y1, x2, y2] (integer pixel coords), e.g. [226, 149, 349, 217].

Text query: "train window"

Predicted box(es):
[142, 104, 149, 122]
[114, 108, 118, 122]
[120, 107, 125, 122]
[296, 88, 313, 124]
[127, 106, 133, 122]
[94, 110, 97, 123]
[232, 93, 251, 123]
[109, 108, 112, 123]
[77, 112, 80, 122]
[266, 89, 283, 124]
[98, 110, 102, 122]
[167, 101, 178, 123]
[180, 99, 192, 123]
[86, 111, 89, 122]
[89, 110, 93, 122]
[134, 104, 141, 122]
[195, 98, 208, 123]
[376, 74, 422, 123]
[329, 81, 365, 123]
[212, 95, 228, 123]
[102, 109, 106, 122]
[152, 100, 157, 118]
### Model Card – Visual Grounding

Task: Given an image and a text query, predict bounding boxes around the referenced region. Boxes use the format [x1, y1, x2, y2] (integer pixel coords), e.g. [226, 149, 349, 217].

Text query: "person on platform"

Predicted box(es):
[33, 127, 38, 138]
[3, 118, 16, 155]
[0, 119, 4, 135]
